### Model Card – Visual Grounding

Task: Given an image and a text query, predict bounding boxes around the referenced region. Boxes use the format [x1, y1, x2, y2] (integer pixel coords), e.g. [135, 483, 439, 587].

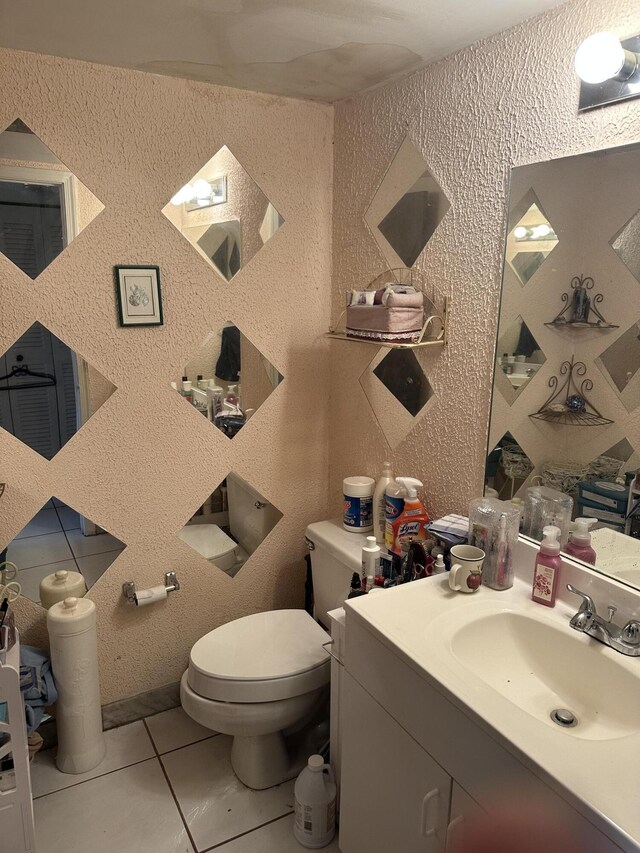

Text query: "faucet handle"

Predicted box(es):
[621, 620, 640, 646]
[607, 605, 617, 623]
[566, 584, 596, 613]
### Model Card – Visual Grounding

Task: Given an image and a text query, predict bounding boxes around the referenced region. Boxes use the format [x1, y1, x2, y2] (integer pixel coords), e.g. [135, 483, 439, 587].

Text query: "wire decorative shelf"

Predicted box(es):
[327, 268, 448, 350]
[545, 275, 618, 330]
[529, 356, 613, 427]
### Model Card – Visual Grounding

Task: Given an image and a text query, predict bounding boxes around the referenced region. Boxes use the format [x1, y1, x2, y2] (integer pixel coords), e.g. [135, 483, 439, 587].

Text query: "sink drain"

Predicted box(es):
[550, 708, 577, 728]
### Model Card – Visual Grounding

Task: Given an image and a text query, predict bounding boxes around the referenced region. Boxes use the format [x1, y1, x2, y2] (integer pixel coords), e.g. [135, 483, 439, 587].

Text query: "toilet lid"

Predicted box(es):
[188, 610, 331, 702]
[178, 524, 237, 560]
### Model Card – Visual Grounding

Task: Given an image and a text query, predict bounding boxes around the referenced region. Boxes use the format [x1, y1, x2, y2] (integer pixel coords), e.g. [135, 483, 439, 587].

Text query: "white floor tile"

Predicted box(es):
[31, 720, 155, 798]
[56, 505, 81, 531]
[76, 549, 123, 586]
[65, 528, 125, 558]
[213, 813, 340, 852]
[16, 560, 78, 603]
[146, 706, 215, 755]
[8, 532, 73, 569]
[34, 758, 195, 853]
[162, 736, 294, 851]
[14, 507, 62, 539]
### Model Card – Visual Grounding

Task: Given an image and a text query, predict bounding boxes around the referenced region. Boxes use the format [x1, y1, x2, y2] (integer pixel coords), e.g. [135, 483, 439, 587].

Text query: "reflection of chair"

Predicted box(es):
[498, 444, 533, 499]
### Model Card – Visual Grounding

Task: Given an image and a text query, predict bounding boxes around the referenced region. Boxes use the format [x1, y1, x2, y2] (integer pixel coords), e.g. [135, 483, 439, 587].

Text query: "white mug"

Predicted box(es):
[448, 545, 484, 593]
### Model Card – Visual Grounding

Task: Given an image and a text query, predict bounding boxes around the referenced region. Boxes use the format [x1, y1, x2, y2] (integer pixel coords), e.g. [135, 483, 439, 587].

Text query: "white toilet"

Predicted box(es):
[178, 472, 281, 577]
[180, 519, 366, 790]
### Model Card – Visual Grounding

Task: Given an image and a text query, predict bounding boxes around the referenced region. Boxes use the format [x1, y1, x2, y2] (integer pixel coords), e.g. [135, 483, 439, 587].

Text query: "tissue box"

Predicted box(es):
[346, 286, 424, 343]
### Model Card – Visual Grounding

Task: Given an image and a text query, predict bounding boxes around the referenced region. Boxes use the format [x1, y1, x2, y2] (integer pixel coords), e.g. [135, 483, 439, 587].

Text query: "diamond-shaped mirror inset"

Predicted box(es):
[1, 497, 125, 605]
[506, 194, 558, 286]
[360, 349, 435, 450]
[611, 209, 640, 283]
[496, 315, 546, 404]
[173, 322, 282, 439]
[596, 320, 640, 413]
[162, 145, 284, 282]
[178, 472, 283, 578]
[0, 119, 104, 279]
[365, 135, 450, 269]
[0, 322, 116, 459]
[485, 433, 534, 500]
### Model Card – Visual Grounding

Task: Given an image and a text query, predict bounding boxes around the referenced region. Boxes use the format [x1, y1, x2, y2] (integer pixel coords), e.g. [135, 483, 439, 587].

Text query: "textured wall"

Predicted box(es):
[0, 48, 333, 703]
[332, 0, 640, 519]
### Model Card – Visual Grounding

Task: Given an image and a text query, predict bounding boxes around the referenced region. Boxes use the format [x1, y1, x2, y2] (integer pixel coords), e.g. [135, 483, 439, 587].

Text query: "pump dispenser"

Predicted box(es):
[565, 517, 597, 565]
[386, 477, 430, 555]
[532, 525, 562, 607]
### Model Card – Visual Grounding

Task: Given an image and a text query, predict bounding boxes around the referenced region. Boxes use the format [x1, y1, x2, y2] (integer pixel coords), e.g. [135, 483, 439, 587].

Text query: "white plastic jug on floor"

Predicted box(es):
[294, 755, 337, 849]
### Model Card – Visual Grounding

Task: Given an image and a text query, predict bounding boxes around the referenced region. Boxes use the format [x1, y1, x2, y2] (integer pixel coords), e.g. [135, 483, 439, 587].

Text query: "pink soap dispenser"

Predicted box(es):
[564, 517, 597, 565]
[532, 525, 562, 607]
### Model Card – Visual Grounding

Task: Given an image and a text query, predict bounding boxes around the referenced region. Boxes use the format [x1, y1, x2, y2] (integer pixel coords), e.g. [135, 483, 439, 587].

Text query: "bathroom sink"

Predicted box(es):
[448, 609, 639, 740]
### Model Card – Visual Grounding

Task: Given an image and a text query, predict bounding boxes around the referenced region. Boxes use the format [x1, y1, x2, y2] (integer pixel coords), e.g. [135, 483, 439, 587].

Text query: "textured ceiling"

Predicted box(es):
[0, 0, 568, 101]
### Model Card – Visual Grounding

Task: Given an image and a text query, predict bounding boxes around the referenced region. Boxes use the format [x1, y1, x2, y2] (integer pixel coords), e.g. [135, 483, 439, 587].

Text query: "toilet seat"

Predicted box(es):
[187, 610, 330, 703]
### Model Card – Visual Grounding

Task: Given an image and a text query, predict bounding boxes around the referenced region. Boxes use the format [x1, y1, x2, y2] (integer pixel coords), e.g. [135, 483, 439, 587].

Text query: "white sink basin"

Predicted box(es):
[448, 609, 639, 740]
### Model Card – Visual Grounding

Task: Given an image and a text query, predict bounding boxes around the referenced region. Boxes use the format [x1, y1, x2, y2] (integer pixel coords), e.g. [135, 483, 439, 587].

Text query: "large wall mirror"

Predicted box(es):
[486, 142, 640, 591]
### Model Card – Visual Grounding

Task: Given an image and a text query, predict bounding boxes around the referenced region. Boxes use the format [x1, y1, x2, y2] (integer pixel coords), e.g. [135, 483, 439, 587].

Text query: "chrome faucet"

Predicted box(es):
[567, 584, 640, 657]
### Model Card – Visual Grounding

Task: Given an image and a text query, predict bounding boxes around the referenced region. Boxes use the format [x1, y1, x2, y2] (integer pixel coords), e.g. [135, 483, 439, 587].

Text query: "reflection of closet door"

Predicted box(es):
[2, 324, 61, 458]
[0, 180, 64, 278]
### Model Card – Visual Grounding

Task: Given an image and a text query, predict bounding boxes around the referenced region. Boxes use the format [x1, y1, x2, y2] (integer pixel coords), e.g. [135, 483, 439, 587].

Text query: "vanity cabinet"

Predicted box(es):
[340, 672, 453, 852]
[339, 612, 628, 853]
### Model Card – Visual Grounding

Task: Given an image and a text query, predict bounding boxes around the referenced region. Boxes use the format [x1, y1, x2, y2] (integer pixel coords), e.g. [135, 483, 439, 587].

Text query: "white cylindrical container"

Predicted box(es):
[294, 755, 337, 849]
[47, 597, 106, 774]
[39, 569, 87, 610]
[343, 476, 375, 533]
[361, 535, 381, 583]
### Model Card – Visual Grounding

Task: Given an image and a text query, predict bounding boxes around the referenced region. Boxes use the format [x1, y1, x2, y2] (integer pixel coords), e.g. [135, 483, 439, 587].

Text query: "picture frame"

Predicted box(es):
[114, 265, 163, 327]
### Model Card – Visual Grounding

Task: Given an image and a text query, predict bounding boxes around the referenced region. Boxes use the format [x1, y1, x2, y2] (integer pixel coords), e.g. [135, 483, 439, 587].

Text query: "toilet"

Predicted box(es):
[178, 472, 281, 577]
[180, 519, 367, 790]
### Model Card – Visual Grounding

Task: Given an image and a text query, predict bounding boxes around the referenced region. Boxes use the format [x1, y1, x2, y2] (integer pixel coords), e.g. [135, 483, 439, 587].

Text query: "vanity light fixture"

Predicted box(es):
[575, 31, 640, 112]
[169, 175, 227, 209]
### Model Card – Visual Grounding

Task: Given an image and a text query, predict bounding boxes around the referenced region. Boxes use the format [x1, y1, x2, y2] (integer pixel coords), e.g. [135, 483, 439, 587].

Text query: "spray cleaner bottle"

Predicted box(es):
[386, 478, 430, 555]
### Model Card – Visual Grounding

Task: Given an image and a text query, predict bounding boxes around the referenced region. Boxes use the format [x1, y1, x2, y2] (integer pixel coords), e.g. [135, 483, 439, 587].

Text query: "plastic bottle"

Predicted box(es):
[384, 479, 407, 550]
[293, 755, 337, 849]
[387, 477, 430, 556]
[373, 462, 394, 544]
[564, 517, 597, 565]
[531, 525, 562, 607]
[361, 535, 381, 586]
[197, 375, 209, 391]
[433, 554, 446, 574]
[180, 377, 193, 402]
[225, 384, 239, 406]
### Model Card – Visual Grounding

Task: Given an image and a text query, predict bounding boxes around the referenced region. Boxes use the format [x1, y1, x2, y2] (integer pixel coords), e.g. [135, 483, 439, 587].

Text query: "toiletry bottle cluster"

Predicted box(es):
[173, 374, 247, 438]
[343, 464, 445, 597]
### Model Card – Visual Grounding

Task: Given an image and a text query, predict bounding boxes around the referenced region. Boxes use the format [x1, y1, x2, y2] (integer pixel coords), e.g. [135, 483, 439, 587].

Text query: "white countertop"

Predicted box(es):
[344, 569, 640, 852]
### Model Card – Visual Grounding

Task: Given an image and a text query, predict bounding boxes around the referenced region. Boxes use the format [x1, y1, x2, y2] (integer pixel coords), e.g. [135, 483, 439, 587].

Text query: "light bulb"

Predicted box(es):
[513, 226, 528, 239]
[575, 32, 625, 84]
[169, 184, 195, 205]
[193, 179, 212, 200]
[533, 224, 551, 238]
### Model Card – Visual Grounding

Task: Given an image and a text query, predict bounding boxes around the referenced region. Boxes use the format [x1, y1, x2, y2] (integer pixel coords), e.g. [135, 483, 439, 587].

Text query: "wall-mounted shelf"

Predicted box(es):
[546, 275, 617, 330]
[327, 269, 449, 350]
[529, 356, 613, 427]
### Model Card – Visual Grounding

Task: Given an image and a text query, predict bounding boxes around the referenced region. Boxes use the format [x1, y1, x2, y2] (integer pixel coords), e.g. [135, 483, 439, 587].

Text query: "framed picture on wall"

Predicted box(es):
[115, 265, 163, 327]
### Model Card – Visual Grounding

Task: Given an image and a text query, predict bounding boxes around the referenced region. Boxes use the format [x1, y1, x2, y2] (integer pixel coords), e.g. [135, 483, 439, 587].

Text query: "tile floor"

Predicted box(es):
[6, 500, 125, 602]
[30, 707, 341, 853]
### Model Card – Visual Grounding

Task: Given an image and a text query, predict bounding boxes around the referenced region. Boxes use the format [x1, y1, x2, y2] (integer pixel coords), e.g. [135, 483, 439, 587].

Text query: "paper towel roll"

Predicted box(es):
[135, 585, 168, 606]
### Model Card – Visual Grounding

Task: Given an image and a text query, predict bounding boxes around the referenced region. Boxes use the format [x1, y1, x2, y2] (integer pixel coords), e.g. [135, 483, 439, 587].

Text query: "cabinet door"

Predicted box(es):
[339, 672, 451, 853]
[446, 783, 484, 853]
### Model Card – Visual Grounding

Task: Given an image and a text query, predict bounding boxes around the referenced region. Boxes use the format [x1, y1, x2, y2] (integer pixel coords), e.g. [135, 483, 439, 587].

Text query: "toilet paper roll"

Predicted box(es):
[135, 585, 168, 606]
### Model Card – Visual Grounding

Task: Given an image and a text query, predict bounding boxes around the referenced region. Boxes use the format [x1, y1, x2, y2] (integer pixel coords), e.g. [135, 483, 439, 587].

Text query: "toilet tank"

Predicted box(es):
[227, 472, 281, 555]
[305, 519, 368, 628]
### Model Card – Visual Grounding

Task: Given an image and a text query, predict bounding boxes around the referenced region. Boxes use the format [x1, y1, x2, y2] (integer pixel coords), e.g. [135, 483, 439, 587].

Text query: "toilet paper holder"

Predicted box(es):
[122, 572, 180, 606]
